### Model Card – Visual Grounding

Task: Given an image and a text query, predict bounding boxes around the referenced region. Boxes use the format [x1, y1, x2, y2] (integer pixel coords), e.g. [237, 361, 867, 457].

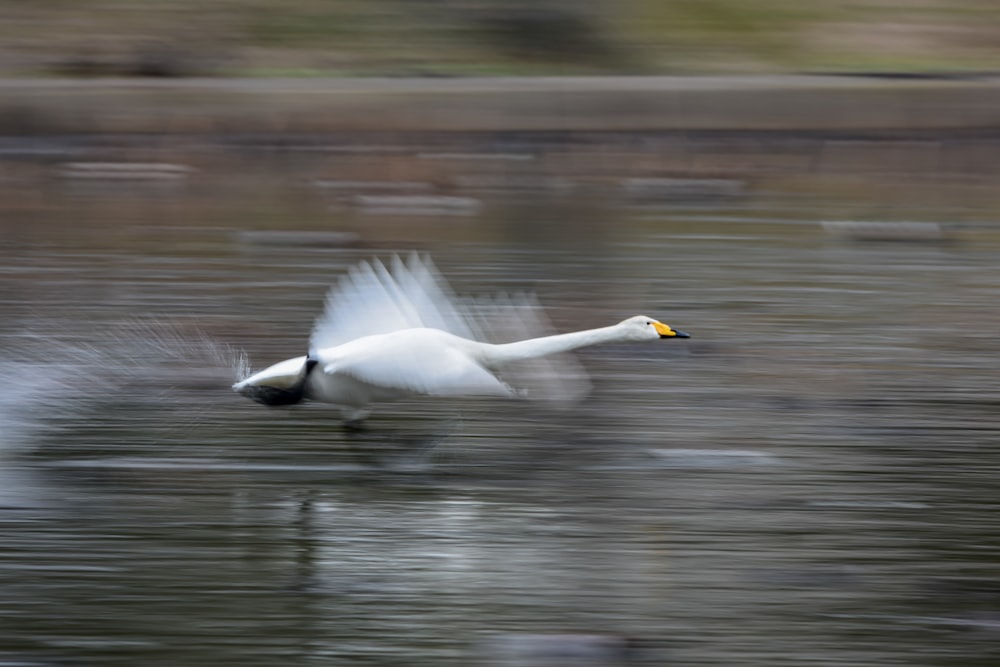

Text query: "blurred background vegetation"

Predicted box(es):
[1, 0, 999, 78]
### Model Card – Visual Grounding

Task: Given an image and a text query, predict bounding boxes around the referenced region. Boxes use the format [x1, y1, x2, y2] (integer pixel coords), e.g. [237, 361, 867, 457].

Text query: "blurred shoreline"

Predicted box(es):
[4, 75, 1000, 214]
[3, 75, 1000, 135]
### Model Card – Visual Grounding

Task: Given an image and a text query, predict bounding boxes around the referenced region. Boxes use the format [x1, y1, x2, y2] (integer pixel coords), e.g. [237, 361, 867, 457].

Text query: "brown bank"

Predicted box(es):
[3, 75, 1000, 210]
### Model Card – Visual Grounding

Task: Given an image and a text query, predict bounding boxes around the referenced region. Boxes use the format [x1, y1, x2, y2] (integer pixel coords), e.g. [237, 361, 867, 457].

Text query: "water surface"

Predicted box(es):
[1, 171, 999, 666]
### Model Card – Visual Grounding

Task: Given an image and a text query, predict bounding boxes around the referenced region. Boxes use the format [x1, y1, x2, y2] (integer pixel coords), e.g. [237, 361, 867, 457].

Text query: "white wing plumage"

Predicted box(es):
[310, 253, 476, 351]
[464, 292, 591, 405]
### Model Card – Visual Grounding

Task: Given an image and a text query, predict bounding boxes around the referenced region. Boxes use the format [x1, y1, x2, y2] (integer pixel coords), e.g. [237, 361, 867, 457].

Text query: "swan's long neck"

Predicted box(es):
[482, 325, 623, 367]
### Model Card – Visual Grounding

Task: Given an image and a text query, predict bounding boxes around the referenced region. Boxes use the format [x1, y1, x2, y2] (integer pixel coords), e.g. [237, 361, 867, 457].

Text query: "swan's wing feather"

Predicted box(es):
[392, 254, 478, 339]
[465, 292, 591, 405]
[310, 259, 412, 348]
[310, 254, 478, 351]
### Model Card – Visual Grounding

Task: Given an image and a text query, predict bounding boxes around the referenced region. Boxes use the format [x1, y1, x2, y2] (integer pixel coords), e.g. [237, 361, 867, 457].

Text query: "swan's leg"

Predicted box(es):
[400, 411, 463, 465]
[341, 407, 370, 431]
[341, 427, 387, 468]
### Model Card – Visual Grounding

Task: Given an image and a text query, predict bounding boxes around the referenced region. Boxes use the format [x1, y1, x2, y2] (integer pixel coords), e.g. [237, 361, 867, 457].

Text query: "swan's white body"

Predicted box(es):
[234, 255, 688, 423]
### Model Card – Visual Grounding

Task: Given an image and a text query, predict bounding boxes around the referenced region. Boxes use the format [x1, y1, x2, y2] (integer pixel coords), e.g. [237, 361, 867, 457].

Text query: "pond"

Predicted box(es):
[1, 161, 999, 666]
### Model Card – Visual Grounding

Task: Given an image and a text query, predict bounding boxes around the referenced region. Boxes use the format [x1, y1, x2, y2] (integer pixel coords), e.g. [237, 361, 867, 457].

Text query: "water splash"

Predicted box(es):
[0, 318, 246, 454]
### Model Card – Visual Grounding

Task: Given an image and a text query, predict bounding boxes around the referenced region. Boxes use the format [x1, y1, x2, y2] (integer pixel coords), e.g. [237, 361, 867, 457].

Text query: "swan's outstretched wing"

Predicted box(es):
[310, 254, 476, 352]
[465, 293, 591, 405]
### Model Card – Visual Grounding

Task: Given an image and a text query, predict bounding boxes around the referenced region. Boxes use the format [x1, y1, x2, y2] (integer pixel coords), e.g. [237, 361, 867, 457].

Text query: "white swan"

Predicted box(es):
[233, 254, 689, 424]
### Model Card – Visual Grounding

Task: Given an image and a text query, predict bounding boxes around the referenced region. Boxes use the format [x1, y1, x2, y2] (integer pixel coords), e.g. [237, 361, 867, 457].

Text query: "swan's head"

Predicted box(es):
[620, 315, 690, 341]
[232, 355, 317, 406]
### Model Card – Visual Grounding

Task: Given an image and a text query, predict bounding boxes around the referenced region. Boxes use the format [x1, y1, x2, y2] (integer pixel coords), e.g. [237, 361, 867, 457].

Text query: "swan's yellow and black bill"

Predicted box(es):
[653, 321, 690, 339]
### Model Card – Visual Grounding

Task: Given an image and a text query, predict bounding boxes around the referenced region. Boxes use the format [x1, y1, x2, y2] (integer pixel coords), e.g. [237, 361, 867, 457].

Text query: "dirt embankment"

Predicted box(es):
[3, 76, 1000, 209]
[3, 76, 1000, 135]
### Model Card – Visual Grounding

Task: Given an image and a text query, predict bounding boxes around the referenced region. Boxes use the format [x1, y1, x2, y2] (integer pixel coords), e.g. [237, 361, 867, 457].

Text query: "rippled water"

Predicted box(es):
[2, 173, 999, 666]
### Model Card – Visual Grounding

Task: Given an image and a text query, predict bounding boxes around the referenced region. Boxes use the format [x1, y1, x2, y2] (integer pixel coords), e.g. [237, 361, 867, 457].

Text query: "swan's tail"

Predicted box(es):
[232, 354, 316, 406]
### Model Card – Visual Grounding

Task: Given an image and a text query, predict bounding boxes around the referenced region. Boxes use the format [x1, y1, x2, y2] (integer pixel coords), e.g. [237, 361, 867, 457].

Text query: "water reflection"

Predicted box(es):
[1, 174, 999, 666]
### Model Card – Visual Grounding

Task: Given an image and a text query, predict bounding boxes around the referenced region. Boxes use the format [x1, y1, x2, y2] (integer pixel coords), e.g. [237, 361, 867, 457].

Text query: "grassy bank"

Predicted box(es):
[1, 1, 999, 78]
